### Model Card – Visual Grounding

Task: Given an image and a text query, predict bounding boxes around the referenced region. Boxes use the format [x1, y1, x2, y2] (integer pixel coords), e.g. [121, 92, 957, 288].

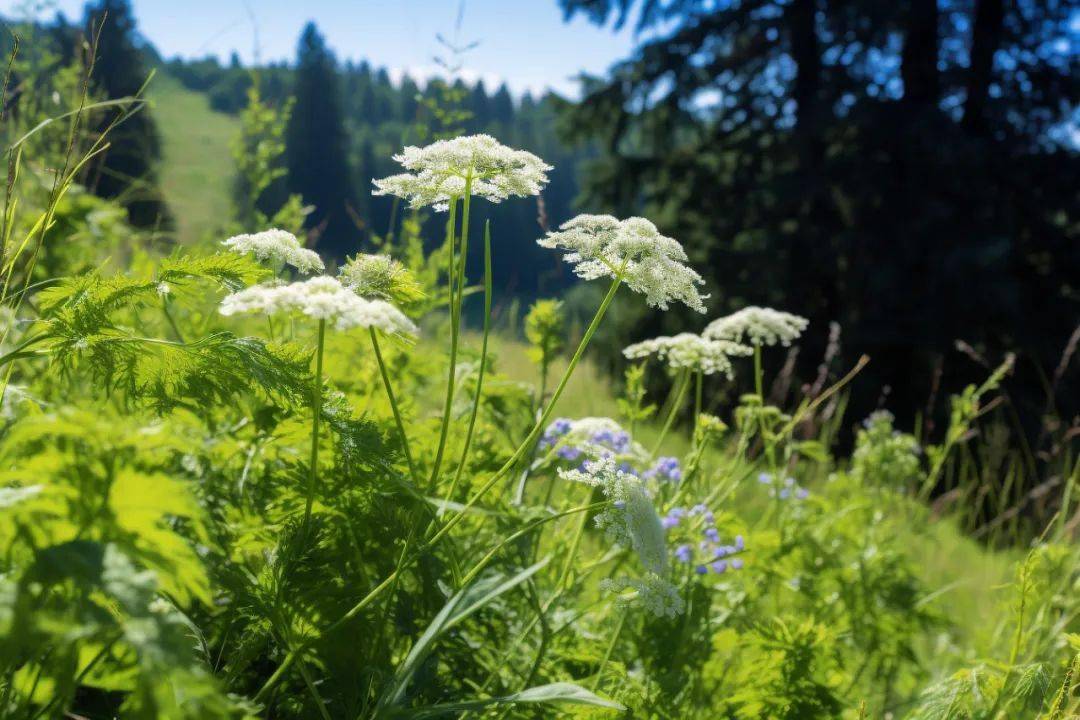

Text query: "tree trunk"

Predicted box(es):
[962, 0, 1005, 134]
[901, 0, 940, 109]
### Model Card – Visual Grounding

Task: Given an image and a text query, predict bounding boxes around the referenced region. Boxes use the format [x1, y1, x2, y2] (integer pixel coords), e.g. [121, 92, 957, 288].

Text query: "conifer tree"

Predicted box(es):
[285, 22, 356, 259]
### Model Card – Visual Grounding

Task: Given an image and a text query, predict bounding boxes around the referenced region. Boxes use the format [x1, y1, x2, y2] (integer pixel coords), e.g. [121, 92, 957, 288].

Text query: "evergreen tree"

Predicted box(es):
[82, 0, 169, 228]
[558, 0, 1078, 432]
[285, 22, 356, 259]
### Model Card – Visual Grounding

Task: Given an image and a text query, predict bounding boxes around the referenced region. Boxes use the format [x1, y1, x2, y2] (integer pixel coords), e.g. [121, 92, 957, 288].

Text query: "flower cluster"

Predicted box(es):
[560, 454, 682, 616]
[704, 306, 809, 347]
[646, 456, 683, 483]
[663, 504, 747, 575]
[600, 573, 684, 618]
[373, 134, 551, 210]
[538, 215, 708, 313]
[623, 332, 752, 378]
[758, 472, 810, 500]
[222, 228, 324, 274]
[539, 417, 641, 463]
[339, 253, 424, 305]
[219, 276, 417, 334]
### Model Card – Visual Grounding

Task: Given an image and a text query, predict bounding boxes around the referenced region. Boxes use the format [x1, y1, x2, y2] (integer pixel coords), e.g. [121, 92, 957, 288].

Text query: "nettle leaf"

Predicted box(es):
[157, 251, 269, 292]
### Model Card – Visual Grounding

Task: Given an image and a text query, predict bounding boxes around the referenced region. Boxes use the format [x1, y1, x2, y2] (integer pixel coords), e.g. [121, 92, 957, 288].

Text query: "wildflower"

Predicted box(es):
[647, 456, 683, 483]
[559, 454, 669, 575]
[156, 282, 171, 296]
[219, 276, 417, 334]
[624, 332, 752, 378]
[538, 215, 708, 313]
[600, 574, 684, 618]
[703, 306, 809, 347]
[541, 417, 644, 459]
[223, 228, 325, 274]
[373, 134, 551, 210]
[339, 253, 424, 305]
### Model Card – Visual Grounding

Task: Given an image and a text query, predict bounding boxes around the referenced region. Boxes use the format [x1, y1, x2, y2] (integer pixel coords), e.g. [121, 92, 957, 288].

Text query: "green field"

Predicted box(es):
[148, 72, 239, 245]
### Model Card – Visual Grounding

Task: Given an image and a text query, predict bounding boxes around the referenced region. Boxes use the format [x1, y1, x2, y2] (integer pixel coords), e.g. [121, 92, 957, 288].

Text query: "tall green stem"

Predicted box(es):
[443, 221, 492, 512]
[652, 369, 692, 457]
[369, 328, 416, 480]
[429, 177, 472, 488]
[301, 319, 326, 531]
[754, 344, 763, 398]
[425, 274, 624, 548]
[428, 193, 463, 488]
[693, 369, 703, 435]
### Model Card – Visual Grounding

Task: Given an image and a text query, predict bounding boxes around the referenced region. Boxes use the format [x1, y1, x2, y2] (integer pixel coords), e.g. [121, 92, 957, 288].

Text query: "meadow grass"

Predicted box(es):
[149, 72, 239, 244]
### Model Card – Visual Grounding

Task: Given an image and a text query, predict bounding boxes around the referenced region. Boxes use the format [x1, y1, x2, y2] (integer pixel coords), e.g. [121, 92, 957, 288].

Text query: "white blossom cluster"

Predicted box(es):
[538, 215, 707, 313]
[219, 276, 417, 334]
[372, 134, 551, 210]
[623, 332, 753, 377]
[559, 454, 682, 616]
[600, 573, 685, 618]
[703, 306, 809, 347]
[222, 229, 324, 274]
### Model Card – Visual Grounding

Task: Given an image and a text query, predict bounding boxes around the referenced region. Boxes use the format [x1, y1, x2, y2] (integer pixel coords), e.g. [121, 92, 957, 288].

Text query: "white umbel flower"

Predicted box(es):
[223, 229, 325, 274]
[559, 454, 668, 575]
[623, 332, 752, 378]
[600, 573, 684, 618]
[219, 276, 417, 334]
[373, 134, 552, 210]
[703, 306, 809, 347]
[538, 215, 707, 313]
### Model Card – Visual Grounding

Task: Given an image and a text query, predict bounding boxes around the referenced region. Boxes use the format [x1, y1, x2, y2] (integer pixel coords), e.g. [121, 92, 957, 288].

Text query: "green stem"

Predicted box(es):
[424, 273, 624, 549]
[754, 344, 763, 398]
[592, 613, 626, 691]
[428, 186, 469, 488]
[301, 319, 326, 531]
[443, 220, 491, 513]
[652, 369, 691, 457]
[369, 328, 416, 480]
[693, 369, 703, 435]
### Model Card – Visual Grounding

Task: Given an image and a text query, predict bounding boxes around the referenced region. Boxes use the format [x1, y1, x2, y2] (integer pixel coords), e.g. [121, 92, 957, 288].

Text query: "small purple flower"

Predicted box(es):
[703, 511, 715, 524]
[557, 445, 582, 461]
[758, 472, 773, 485]
[784, 476, 796, 488]
[695, 564, 708, 575]
[613, 500, 626, 510]
[711, 560, 728, 574]
[618, 461, 639, 477]
[690, 504, 708, 516]
[734, 534, 745, 551]
[704, 527, 720, 542]
[796, 487, 810, 500]
[713, 545, 730, 558]
[731, 558, 744, 570]
[649, 456, 683, 483]
[779, 489, 791, 500]
[674, 544, 693, 563]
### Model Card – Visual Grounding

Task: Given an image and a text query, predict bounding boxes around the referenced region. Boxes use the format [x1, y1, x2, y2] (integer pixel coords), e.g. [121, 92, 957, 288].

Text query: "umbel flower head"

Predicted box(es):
[222, 229, 324, 274]
[703, 306, 809, 347]
[372, 134, 552, 210]
[559, 454, 668, 575]
[623, 332, 753, 378]
[538, 215, 708, 313]
[339, 253, 424, 305]
[219, 276, 417, 334]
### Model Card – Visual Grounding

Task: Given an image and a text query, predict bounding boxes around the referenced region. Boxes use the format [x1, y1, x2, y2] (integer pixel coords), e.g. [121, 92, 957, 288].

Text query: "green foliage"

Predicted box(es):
[2, 45, 1078, 720]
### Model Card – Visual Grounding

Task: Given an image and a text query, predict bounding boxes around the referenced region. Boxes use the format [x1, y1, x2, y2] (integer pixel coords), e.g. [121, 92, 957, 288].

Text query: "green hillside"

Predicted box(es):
[148, 72, 239, 244]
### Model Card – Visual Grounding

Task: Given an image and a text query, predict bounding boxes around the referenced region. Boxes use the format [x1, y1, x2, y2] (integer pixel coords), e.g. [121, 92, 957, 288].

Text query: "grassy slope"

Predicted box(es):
[148, 73, 239, 245]
[152, 77, 1018, 668]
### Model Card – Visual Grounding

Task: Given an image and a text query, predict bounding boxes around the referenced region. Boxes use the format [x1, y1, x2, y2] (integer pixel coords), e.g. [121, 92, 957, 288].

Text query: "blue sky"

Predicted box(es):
[2, 0, 640, 96]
